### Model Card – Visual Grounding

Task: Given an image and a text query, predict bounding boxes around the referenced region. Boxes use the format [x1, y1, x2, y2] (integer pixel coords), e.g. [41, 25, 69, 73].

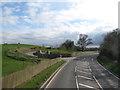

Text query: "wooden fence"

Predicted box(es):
[2, 59, 60, 88]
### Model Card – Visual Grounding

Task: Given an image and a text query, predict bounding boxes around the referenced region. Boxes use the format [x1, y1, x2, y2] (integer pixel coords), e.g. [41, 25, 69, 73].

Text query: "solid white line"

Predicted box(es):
[75, 76, 79, 90]
[93, 76, 103, 90]
[89, 66, 92, 72]
[78, 75, 93, 80]
[77, 70, 91, 75]
[45, 60, 70, 88]
[96, 60, 119, 80]
[79, 83, 94, 88]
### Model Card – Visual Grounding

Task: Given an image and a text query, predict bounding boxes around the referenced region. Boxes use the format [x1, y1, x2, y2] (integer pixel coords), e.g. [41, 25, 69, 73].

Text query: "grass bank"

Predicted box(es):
[20, 61, 66, 88]
[2, 44, 49, 76]
[97, 55, 120, 77]
[2, 44, 78, 77]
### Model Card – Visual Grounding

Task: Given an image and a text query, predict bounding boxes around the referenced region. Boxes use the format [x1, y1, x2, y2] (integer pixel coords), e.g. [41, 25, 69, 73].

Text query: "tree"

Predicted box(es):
[77, 34, 93, 51]
[60, 40, 74, 50]
[99, 28, 120, 61]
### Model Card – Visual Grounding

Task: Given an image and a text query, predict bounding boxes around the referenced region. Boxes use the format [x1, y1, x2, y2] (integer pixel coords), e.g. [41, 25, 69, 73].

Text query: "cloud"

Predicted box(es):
[1, 0, 119, 46]
[3, 16, 19, 26]
[2, 28, 79, 46]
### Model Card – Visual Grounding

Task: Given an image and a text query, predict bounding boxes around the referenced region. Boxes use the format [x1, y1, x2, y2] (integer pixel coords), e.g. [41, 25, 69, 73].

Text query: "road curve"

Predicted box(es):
[43, 55, 119, 89]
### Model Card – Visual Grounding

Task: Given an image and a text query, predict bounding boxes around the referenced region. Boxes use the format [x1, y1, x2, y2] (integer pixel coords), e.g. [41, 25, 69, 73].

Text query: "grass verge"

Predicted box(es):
[20, 61, 66, 88]
[2, 44, 49, 76]
[97, 55, 120, 77]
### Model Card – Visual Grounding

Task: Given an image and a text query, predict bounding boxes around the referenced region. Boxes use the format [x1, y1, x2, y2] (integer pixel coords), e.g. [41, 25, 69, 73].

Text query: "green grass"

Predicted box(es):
[2, 44, 77, 77]
[97, 56, 120, 76]
[20, 61, 66, 88]
[2, 44, 48, 77]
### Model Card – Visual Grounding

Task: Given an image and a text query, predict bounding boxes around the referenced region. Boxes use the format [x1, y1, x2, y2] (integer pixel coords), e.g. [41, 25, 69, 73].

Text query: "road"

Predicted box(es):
[44, 55, 119, 89]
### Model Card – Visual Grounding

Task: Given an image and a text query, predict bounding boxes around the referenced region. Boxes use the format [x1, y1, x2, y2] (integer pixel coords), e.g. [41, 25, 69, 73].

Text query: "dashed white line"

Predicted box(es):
[93, 75, 103, 90]
[77, 75, 93, 80]
[79, 83, 94, 89]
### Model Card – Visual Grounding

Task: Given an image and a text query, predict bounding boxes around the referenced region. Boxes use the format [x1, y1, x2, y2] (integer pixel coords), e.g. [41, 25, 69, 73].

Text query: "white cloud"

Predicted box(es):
[23, 0, 118, 33]
[2, 0, 119, 45]
[3, 16, 19, 25]
[3, 7, 14, 16]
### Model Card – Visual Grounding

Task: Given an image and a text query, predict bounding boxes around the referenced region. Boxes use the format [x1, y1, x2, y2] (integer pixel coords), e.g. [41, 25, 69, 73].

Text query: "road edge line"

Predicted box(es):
[96, 60, 119, 80]
[40, 60, 70, 89]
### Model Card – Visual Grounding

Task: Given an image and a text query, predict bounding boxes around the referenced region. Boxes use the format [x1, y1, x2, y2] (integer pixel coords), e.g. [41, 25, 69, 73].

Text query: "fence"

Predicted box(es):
[2, 58, 60, 88]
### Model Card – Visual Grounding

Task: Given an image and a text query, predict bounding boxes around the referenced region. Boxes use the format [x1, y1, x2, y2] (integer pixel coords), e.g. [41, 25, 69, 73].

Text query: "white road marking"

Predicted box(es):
[89, 66, 92, 72]
[78, 75, 93, 80]
[93, 76, 103, 90]
[44, 60, 70, 89]
[77, 70, 91, 75]
[75, 76, 79, 90]
[96, 60, 119, 80]
[77, 67, 89, 70]
[75, 66, 77, 72]
[79, 83, 94, 88]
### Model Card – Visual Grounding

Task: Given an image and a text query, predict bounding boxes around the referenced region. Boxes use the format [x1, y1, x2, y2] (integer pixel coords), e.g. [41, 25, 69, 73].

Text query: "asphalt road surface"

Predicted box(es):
[45, 55, 119, 90]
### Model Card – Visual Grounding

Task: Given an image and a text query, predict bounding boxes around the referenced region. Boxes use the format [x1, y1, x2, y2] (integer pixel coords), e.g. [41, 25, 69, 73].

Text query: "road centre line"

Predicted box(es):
[77, 75, 93, 80]
[93, 76, 103, 90]
[44, 60, 70, 89]
[79, 83, 94, 89]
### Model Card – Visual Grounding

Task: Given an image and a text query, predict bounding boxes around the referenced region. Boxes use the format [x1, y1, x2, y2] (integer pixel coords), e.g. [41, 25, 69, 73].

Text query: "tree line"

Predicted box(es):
[98, 28, 120, 63]
[59, 34, 93, 51]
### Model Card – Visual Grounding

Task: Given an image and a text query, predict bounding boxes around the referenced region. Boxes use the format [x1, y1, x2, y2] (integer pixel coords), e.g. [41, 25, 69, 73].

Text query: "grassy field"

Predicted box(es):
[2, 44, 75, 77]
[20, 61, 66, 88]
[2, 44, 41, 76]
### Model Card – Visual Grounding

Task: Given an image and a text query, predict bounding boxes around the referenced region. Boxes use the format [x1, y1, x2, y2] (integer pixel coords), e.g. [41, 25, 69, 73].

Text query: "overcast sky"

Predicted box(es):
[1, 0, 119, 46]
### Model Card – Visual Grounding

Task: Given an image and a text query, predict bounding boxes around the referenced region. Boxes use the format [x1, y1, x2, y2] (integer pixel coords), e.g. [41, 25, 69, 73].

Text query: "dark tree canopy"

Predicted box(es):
[60, 40, 74, 50]
[77, 34, 93, 51]
[99, 28, 120, 61]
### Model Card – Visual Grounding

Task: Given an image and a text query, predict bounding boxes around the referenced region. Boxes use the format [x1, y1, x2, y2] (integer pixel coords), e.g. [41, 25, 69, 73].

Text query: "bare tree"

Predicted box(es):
[77, 34, 93, 51]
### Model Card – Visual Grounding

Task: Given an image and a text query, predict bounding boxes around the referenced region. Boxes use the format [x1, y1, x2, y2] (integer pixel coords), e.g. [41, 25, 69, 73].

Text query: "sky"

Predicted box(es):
[1, 0, 119, 46]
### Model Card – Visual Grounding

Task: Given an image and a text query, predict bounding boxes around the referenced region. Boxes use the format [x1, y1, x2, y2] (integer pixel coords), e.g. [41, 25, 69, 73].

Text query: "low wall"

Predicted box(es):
[2, 59, 60, 88]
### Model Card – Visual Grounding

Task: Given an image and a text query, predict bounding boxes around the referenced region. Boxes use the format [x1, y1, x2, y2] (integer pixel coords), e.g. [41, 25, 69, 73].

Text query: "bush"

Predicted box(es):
[99, 28, 119, 61]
